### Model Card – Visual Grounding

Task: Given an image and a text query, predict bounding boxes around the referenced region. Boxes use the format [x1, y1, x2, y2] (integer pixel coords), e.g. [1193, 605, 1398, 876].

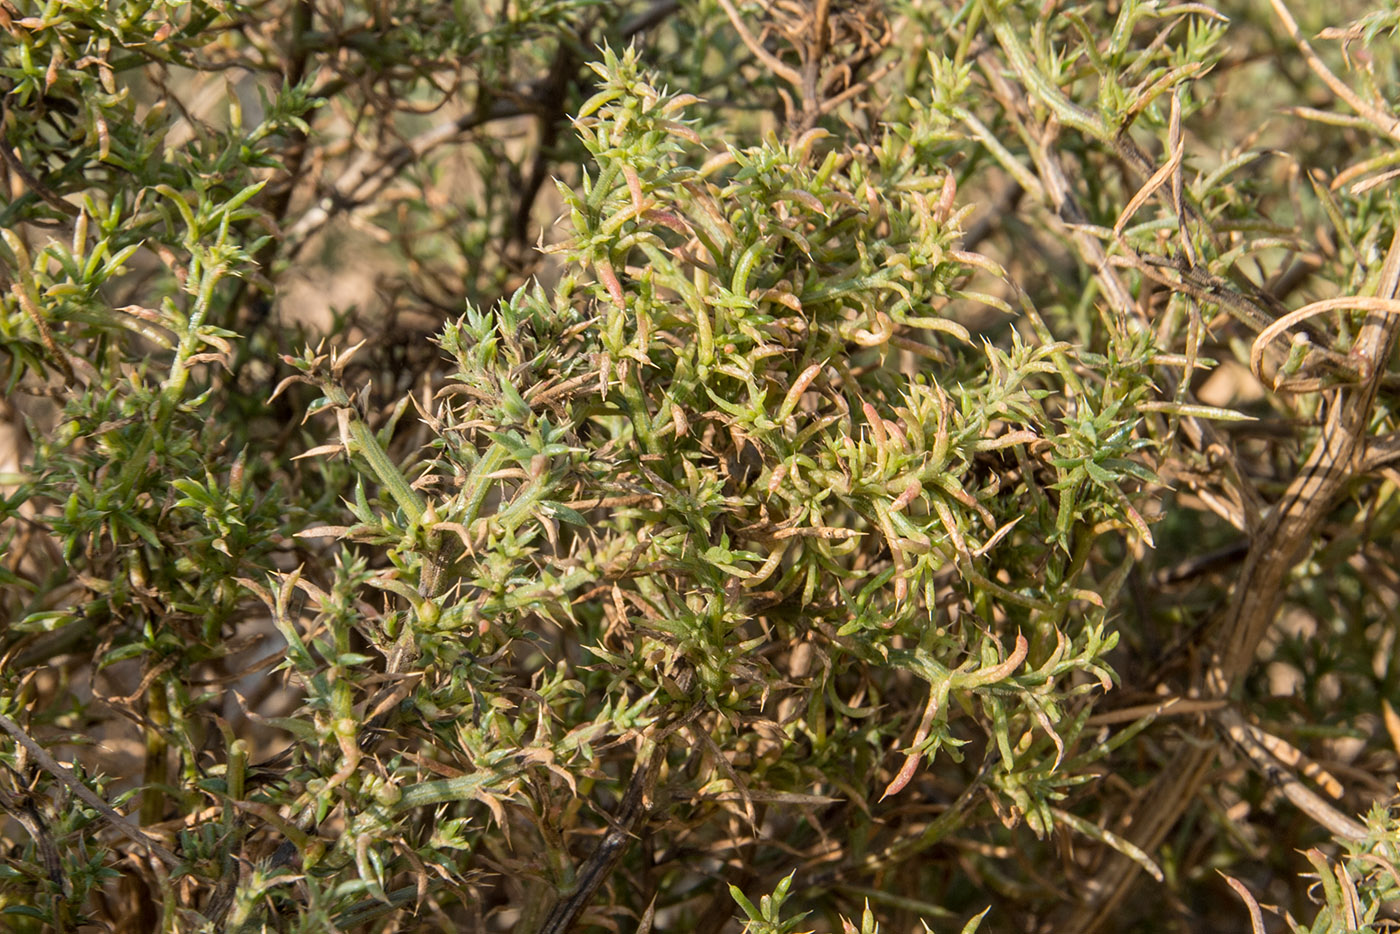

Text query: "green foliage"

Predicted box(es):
[731, 873, 811, 934]
[2, 0, 1400, 932]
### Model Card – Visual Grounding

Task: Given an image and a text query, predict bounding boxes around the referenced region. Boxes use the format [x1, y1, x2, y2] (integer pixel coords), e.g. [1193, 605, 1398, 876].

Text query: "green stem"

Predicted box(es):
[460, 443, 510, 529]
[395, 769, 512, 811]
[140, 680, 169, 826]
[345, 415, 425, 525]
[982, 2, 1110, 143]
[954, 105, 1047, 199]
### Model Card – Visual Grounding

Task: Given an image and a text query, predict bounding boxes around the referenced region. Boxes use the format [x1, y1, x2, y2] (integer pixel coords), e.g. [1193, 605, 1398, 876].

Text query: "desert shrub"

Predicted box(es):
[2, 1, 1399, 933]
